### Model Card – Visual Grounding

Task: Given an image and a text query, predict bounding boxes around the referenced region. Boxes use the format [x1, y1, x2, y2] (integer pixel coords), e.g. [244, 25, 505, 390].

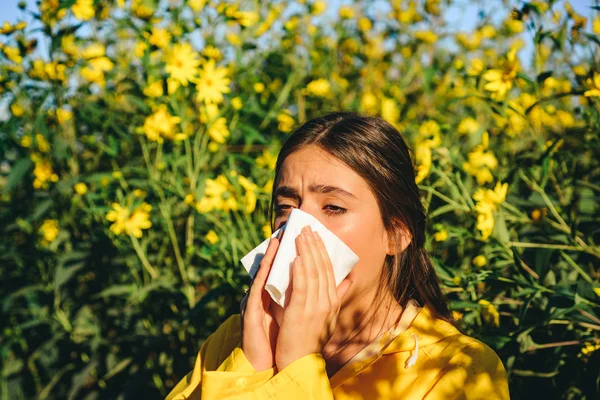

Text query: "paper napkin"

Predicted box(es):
[240, 208, 359, 308]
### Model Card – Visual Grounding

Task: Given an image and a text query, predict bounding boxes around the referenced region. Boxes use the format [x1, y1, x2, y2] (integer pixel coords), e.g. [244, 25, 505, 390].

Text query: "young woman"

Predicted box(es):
[166, 112, 510, 399]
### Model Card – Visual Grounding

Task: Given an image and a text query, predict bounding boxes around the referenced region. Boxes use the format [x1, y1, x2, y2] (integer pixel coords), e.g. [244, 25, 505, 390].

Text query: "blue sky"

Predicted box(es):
[1, 0, 594, 57]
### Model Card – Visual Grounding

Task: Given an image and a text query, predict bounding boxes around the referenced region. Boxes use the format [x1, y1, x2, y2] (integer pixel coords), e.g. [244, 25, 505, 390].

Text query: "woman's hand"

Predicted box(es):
[240, 236, 281, 371]
[275, 225, 353, 371]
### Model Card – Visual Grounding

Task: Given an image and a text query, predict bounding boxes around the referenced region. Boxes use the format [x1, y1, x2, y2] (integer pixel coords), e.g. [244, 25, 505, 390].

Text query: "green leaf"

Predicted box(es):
[4, 158, 32, 192]
[54, 262, 85, 292]
[92, 284, 137, 299]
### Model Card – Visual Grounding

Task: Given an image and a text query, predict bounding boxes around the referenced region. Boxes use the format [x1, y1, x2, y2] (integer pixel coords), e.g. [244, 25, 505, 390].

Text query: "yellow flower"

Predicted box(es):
[256, 150, 277, 170]
[207, 116, 230, 144]
[457, 117, 480, 135]
[452, 310, 464, 321]
[196, 175, 241, 213]
[418, 120, 442, 149]
[35, 133, 50, 153]
[414, 145, 432, 184]
[2, 46, 22, 64]
[479, 24, 496, 39]
[81, 55, 113, 87]
[20, 136, 32, 148]
[132, 0, 154, 19]
[72, 0, 95, 21]
[478, 299, 500, 327]
[339, 6, 355, 19]
[414, 30, 438, 44]
[149, 27, 171, 48]
[226, 32, 242, 46]
[482, 48, 519, 99]
[195, 59, 231, 104]
[0, 21, 26, 34]
[467, 58, 484, 76]
[583, 72, 600, 97]
[312, 1, 326, 15]
[434, 229, 448, 242]
[593, 288, 600, 297]
[106, 202, 152, 238]
[11, 103, 24, 117]
[135, 41, 148, 57]
[262, 223, 272, 239]
[381, 97, 399, 125]
[360, 92, 378, 114]
[143, 80, 163, 98]
[594, 15, 600, 35]
[61, 35, 78, 56]
[254, 82, 265, 93]
[82, 43, 105, 59]
[188, 0, 207, 12]
[39, 219, 59, 245]
[207, 142, 219, 152]
[142, 105, 181, 142]
[358, 17, 372, 33]
[456, 32, 481, 50]
[305, 78, 330, 97]
[505, 19, 524, 34]
[463, 132, 498, 185]
[277, 112, 295, 133]
[238, 175, 258, 214]
[32, 156, 58, 189]
[74, 182, 88, 195]
[231, 96, 242, 110]
[164, 42, 200, 88]
[580, 340, 600, 359]
[472, 255, 487, 268]
[56, 108, 72, 124]
[472, 182, 508, 240]
[235, 11, 259, 28]
[203, 45, 222, 61]
[205, 230, 219, 244]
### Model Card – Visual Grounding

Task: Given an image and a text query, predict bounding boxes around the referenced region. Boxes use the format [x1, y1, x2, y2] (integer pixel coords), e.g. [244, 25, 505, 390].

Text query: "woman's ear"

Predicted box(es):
[385, 223, 413, 256]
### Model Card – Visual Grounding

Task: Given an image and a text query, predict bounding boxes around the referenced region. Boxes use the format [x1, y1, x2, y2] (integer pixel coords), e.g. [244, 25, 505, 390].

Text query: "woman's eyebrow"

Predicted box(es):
[275, 184, 357, 199]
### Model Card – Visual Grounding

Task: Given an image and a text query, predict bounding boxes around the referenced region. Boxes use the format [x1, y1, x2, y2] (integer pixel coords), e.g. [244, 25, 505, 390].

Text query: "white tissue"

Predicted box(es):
[240, 208, 359, 308]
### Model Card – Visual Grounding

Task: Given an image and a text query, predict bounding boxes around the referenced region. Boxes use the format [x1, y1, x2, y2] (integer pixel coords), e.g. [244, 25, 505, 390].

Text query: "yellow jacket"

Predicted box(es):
[166, 306, 510, 399]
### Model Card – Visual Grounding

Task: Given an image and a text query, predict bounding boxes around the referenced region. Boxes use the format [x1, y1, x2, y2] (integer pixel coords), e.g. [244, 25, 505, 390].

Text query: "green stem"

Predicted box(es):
[130, 235, 158, 279]
[560, 251, 593, 284]
[159, 203, 189, 285]
[419, 186, 470, 213]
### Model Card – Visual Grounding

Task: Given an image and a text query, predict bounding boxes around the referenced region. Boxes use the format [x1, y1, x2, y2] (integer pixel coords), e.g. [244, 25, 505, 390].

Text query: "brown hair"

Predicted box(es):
[268, 111, 451, 351]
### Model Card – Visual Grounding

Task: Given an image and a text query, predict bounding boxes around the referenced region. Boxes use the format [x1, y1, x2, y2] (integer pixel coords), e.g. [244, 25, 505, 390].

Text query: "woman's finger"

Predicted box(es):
[247, 237, 279, 314]
[306, 230, 330, 308]
[312, 231, 337, 309]
[295, 230, 318, 310]
[287, 256, 307, 311]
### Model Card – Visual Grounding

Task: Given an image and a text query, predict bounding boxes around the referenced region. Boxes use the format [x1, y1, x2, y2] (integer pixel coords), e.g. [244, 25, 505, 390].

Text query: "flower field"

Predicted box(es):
[1, 0, 599, 398]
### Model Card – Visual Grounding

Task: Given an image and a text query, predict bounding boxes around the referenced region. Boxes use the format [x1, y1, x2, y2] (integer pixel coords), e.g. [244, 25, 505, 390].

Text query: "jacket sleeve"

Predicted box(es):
[425, 340, 510, 400]
[166, 314, 334, 400]
[165, 315, 274, 400]
[203, 350, 334, 400]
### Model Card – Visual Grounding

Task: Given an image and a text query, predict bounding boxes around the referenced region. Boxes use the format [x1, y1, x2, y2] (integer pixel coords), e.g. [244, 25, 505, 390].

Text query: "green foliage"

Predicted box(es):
[1, 0, 599, 399]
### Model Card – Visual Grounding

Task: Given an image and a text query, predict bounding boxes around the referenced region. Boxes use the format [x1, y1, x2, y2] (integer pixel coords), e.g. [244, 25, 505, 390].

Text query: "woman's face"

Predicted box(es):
[273, 145, 399, 306]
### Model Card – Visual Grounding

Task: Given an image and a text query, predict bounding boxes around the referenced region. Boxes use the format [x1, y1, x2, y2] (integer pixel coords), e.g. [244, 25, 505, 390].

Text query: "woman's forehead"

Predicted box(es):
[276, 147, 367, 193]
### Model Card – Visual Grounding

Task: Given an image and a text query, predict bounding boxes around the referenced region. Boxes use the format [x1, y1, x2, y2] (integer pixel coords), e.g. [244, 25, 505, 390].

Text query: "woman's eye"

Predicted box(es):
[275, 204, 346, 216]
[275, 204, 294, 215]
[324, 205, 346, 216]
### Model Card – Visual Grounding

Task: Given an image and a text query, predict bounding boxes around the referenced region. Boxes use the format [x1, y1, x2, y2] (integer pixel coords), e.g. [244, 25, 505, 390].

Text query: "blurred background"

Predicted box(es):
[1, 0, 599, 399]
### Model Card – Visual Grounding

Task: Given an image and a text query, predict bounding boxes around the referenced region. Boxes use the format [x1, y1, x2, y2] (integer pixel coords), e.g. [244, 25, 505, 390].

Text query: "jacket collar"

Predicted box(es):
[380, 306, 460, 354]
